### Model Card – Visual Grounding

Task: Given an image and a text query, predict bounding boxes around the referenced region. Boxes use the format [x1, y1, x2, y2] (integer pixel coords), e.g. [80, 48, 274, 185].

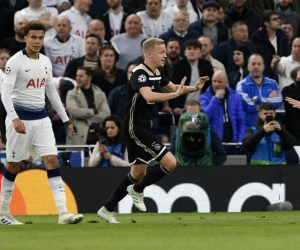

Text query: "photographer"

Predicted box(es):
[88, 115, 129, 167]
[242, 102, 297, 165]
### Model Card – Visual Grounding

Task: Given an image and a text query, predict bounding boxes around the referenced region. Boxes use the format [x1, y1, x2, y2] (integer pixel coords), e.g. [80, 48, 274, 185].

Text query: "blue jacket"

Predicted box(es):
[242, 118, 297, 165]
[236, 75, 283, 128]
[199, 86, 246, 142]
[159, 27, 200, 58]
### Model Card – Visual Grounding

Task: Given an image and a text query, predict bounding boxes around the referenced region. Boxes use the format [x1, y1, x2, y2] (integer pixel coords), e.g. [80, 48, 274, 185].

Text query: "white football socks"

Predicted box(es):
[48, 176, 68, 215]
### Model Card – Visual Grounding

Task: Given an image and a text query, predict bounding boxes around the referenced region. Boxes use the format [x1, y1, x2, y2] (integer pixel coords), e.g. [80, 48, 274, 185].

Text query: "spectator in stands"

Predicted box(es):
[271, 37, 300, 91]
[0, 17, 28, 55]
[250, 10, 290, 81]
[64, 33, 101, 79]
[66, 66, 110, 145]
[88, 115, 129, 167]
[281, 20, 294, 45]
[199, 70, 246, 154]
[0, 2, 15, 43]
[282, 66, 300, 142]
[137, 0, 174, 38]
[108, 63, 136, 120]
[163, 38, 182, 78]
[218, 6, 225, 23]
[2, 0, 28, 11]
[236, 53, 283, 128]
[59, 0, 92, 38]
[94, 44, 127, 98]
[276, 0, 300, 40]
[164, 0, 198, 23]
[215, 21, 256, 74]
[224, 0, 262, 37]
[159, 11, 200, 58]
[162, 0, 194, 11]
[14, 0, 58, 38]
[190, 1, 228, 51]
[228, 44, 249, 90]
[42, 0, 71, 13]
[98, 0, 134, 41]
[170, 100, 226, 166]
[121, 0, 146, 12]
[191, 0, 205, 19]
[242, 102, 297, 165]
[0, 49, 11, 73]
[44, 16, 85, 77]
[87, 19, 106, 43]
[111, 14, 147, 70]
[198, 35, 225, 73]
[170, 39, 213, 122]
[0, 49, 11, 149]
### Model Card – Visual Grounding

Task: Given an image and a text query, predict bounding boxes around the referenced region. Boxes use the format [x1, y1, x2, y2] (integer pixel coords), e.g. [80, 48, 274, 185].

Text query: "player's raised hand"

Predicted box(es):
[175, 76, 187, 96]
[196, 76, 210, 90]
[13, 118, 26, 134]
[285, 97, 300, 109]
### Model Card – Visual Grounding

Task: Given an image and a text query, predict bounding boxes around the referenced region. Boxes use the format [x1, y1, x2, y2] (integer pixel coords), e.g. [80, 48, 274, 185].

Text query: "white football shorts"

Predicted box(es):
[5, 116, 57, 162]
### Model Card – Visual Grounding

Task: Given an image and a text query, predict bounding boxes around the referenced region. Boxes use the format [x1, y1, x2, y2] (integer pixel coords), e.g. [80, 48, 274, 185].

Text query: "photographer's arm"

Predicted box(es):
[87, 142, 103, 167]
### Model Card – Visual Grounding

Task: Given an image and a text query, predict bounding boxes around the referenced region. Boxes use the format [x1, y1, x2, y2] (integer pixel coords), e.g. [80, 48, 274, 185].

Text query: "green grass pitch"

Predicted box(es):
[1, 212, 300, 250]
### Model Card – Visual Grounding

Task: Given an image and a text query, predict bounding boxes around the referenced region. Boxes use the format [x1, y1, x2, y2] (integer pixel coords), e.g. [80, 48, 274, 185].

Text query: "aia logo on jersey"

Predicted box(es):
[26, 78, 45, 88]
[55, 56, 74, 65]
[75, 30, 87, 38]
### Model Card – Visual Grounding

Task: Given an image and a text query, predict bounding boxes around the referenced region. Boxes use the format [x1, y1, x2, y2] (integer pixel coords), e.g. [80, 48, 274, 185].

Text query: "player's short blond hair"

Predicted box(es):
[142, 38, 165, 55]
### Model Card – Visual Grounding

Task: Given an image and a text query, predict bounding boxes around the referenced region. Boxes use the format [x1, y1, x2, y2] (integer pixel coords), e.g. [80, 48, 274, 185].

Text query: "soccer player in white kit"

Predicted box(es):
[0, 20, 84, 225]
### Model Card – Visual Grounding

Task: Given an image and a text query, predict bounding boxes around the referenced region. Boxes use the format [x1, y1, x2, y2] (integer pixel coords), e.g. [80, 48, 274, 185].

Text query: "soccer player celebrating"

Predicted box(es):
[98, 37, 209, 223]
[0, 20, 84, 225]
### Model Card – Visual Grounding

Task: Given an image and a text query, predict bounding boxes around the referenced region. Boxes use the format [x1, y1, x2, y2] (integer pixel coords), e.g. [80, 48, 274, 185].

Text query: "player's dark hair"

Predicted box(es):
[258, 102, 275, 112]
[77, 66, 94, 76]
[184, 39, 202, 50]
[86, 33, 102, 46]
[24, 20, 46, 36]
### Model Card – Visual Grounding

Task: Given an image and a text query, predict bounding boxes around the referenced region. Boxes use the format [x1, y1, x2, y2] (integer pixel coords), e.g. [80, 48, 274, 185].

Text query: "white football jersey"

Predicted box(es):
[14, 6, 58, 38]
[164, 5, 198, 23]
[44, 34, 86, 77]
[162, 0, 194, 10]
[59, 6, 92, 38]
[2, 50, 53, 119]
[137, 10, 173, 38]
[42, 0, 70, 7]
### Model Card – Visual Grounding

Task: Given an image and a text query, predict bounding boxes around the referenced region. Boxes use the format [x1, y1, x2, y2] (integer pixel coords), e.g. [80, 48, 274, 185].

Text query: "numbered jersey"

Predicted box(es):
[44, 34, 85, 77]
[2, 50, 53, 119]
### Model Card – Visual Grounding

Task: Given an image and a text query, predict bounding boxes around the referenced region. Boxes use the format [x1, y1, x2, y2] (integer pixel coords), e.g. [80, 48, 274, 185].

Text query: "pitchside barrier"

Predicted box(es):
[1, 163, 300, 215]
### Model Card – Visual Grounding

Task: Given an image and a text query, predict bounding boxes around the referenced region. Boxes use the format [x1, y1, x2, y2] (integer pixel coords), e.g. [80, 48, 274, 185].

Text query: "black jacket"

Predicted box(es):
[282, 82, 300, 143]
[98, 6, 134, 41]
[169, 58, 214, 110]
[225, 4, 262, 36]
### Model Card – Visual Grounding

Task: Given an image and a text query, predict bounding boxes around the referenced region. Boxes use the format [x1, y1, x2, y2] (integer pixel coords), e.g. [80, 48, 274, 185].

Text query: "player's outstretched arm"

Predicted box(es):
[285, 97, 300, 109]
[139, 77, 187, 103]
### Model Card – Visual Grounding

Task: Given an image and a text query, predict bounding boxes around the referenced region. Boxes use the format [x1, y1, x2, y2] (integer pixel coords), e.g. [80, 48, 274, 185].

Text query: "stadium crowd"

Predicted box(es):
[1, 0, 300, 166]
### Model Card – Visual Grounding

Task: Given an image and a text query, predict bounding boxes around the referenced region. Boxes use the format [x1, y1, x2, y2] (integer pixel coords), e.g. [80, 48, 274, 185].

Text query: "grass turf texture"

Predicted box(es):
[1, 212, 300, 250]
